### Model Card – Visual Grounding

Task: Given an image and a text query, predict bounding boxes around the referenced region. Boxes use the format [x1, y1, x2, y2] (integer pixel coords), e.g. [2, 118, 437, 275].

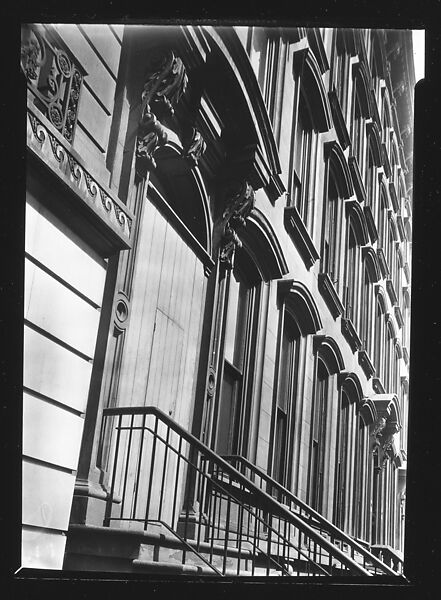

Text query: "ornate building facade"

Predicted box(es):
[22, 24, 415, 576]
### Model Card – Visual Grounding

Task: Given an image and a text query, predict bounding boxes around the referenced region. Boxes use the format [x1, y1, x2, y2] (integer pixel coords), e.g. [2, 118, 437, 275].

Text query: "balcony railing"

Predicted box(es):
[100, 406, 387, 576]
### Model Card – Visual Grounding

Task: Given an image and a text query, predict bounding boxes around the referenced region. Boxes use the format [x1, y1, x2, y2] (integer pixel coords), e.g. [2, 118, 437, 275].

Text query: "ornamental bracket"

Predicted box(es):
[219, 181, 255, 270]
[135, 48, 188, 178]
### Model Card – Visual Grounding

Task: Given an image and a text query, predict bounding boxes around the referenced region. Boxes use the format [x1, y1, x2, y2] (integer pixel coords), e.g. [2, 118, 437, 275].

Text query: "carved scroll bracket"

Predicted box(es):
[135, 49, 188, 178]
[219, 180, 255, 270]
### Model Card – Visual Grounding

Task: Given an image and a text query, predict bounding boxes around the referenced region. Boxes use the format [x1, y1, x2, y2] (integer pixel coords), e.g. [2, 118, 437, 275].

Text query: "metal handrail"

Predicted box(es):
[102, 405, 373, 576]
[223, 454, 399, 576]
[105, 418, 327, 575]
[145, 519, 224, 576]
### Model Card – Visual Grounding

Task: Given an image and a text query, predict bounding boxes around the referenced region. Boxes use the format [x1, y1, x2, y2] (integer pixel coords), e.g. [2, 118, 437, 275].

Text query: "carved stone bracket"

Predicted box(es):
[219, 181, 255, 270]
[135, 49, 188, 177]
[184, 127, 206, 165]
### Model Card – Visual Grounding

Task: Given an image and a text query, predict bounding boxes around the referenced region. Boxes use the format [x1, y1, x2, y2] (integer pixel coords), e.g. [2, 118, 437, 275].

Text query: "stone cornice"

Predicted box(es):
[27, 103, 133, 252]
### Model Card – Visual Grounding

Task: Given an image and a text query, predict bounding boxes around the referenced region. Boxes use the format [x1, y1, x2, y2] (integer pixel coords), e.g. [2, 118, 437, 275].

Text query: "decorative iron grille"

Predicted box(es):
[21, 24, 85, 143]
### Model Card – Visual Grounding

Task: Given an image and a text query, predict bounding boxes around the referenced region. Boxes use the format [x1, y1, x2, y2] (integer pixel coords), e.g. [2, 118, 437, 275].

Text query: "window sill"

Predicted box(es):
[358, 348, 375, 379]
[284, 206, 320, 269]
[363, 204, 379, 243]
[394, 305, 404, 329]
[386, 279, 398, 306]
[376, 248, 390, 279]
[328, 89, 351, 150]
[318, 273, 345, 319]
[402, 346, 409, 365]
[348, 156, 367, 204]
[389, 181, 399, 212]
[341, 317, 362, 353]
[372, 377, 385, 394]
[396, 215, 406, 242]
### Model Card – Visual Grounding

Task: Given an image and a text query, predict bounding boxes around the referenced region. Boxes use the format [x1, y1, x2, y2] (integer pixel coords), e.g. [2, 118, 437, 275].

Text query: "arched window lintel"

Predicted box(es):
[277, 279, 322, 335]
[324, 140, 353, 199]
[313, 334, 345, 374]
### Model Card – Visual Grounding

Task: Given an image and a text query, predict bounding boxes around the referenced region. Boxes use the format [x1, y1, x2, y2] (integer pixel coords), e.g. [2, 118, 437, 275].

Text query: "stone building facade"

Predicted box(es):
[21, 24, 415, 576]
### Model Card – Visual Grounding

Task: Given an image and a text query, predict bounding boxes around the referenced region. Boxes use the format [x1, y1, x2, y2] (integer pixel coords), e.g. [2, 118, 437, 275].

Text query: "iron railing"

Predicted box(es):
[101, 406, 383, 577]
[223, 454, 400, 575]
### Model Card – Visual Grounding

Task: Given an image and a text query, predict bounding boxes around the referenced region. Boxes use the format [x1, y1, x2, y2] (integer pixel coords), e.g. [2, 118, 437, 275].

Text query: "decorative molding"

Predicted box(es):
[136, 49, 188, 177]
[243, 209, 288, 280]
[352, 60, 372, 118]
[366, 119, 383, 166]
[21, 24, 85, 143]
[27, 105, 133, 250]
[219, 180, 255, 269]
[114, 290, 130, 334]
[386, 278, 398, 306]
[348, 156, 367, 204]
[385, 311, 398, 338]
[341, 317, 363, 353]
[358, 348, 375, 379]
[362, 245, 381, 283]
[313, 334, 345, 374]
[292, 45, 332, 132]
[324, 140, 353, 198]
[328, 89, 351, 150]
[284, 206, 320, 269]
[318, 273, 345, 319]
[363, 205, 379, 243]
[345, 199, 369, 245]
[277, 279, 322, 335]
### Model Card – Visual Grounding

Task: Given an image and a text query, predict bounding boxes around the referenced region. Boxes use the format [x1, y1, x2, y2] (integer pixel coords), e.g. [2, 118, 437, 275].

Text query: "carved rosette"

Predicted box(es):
[135, 49, 188, 177]
[219, 181, 255, 269]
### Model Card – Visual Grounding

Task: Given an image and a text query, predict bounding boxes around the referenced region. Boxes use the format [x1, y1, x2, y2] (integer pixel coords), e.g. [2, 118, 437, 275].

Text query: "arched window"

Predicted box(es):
[344, 225, 359, 326]
[215, 249, 261, 456]
[377, 185, 389, 257]
[288, 47, 331, 233]
[334, 389, 351, 530]
[360, 263, 374, 354]
[273, 314, 301, 486]
[374, 288, 387, 381]
[353, 411, 369, 539]
[289, 92, 317, 228]
[309, 336, 344, 514]
[332, 30, 350, 118]
[321, 141, 353, 296]
[351, 62, 371, 178]
[343, 199, 369, 331]
[310, 358, 329, 512]
[273, 280, 322, 489]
